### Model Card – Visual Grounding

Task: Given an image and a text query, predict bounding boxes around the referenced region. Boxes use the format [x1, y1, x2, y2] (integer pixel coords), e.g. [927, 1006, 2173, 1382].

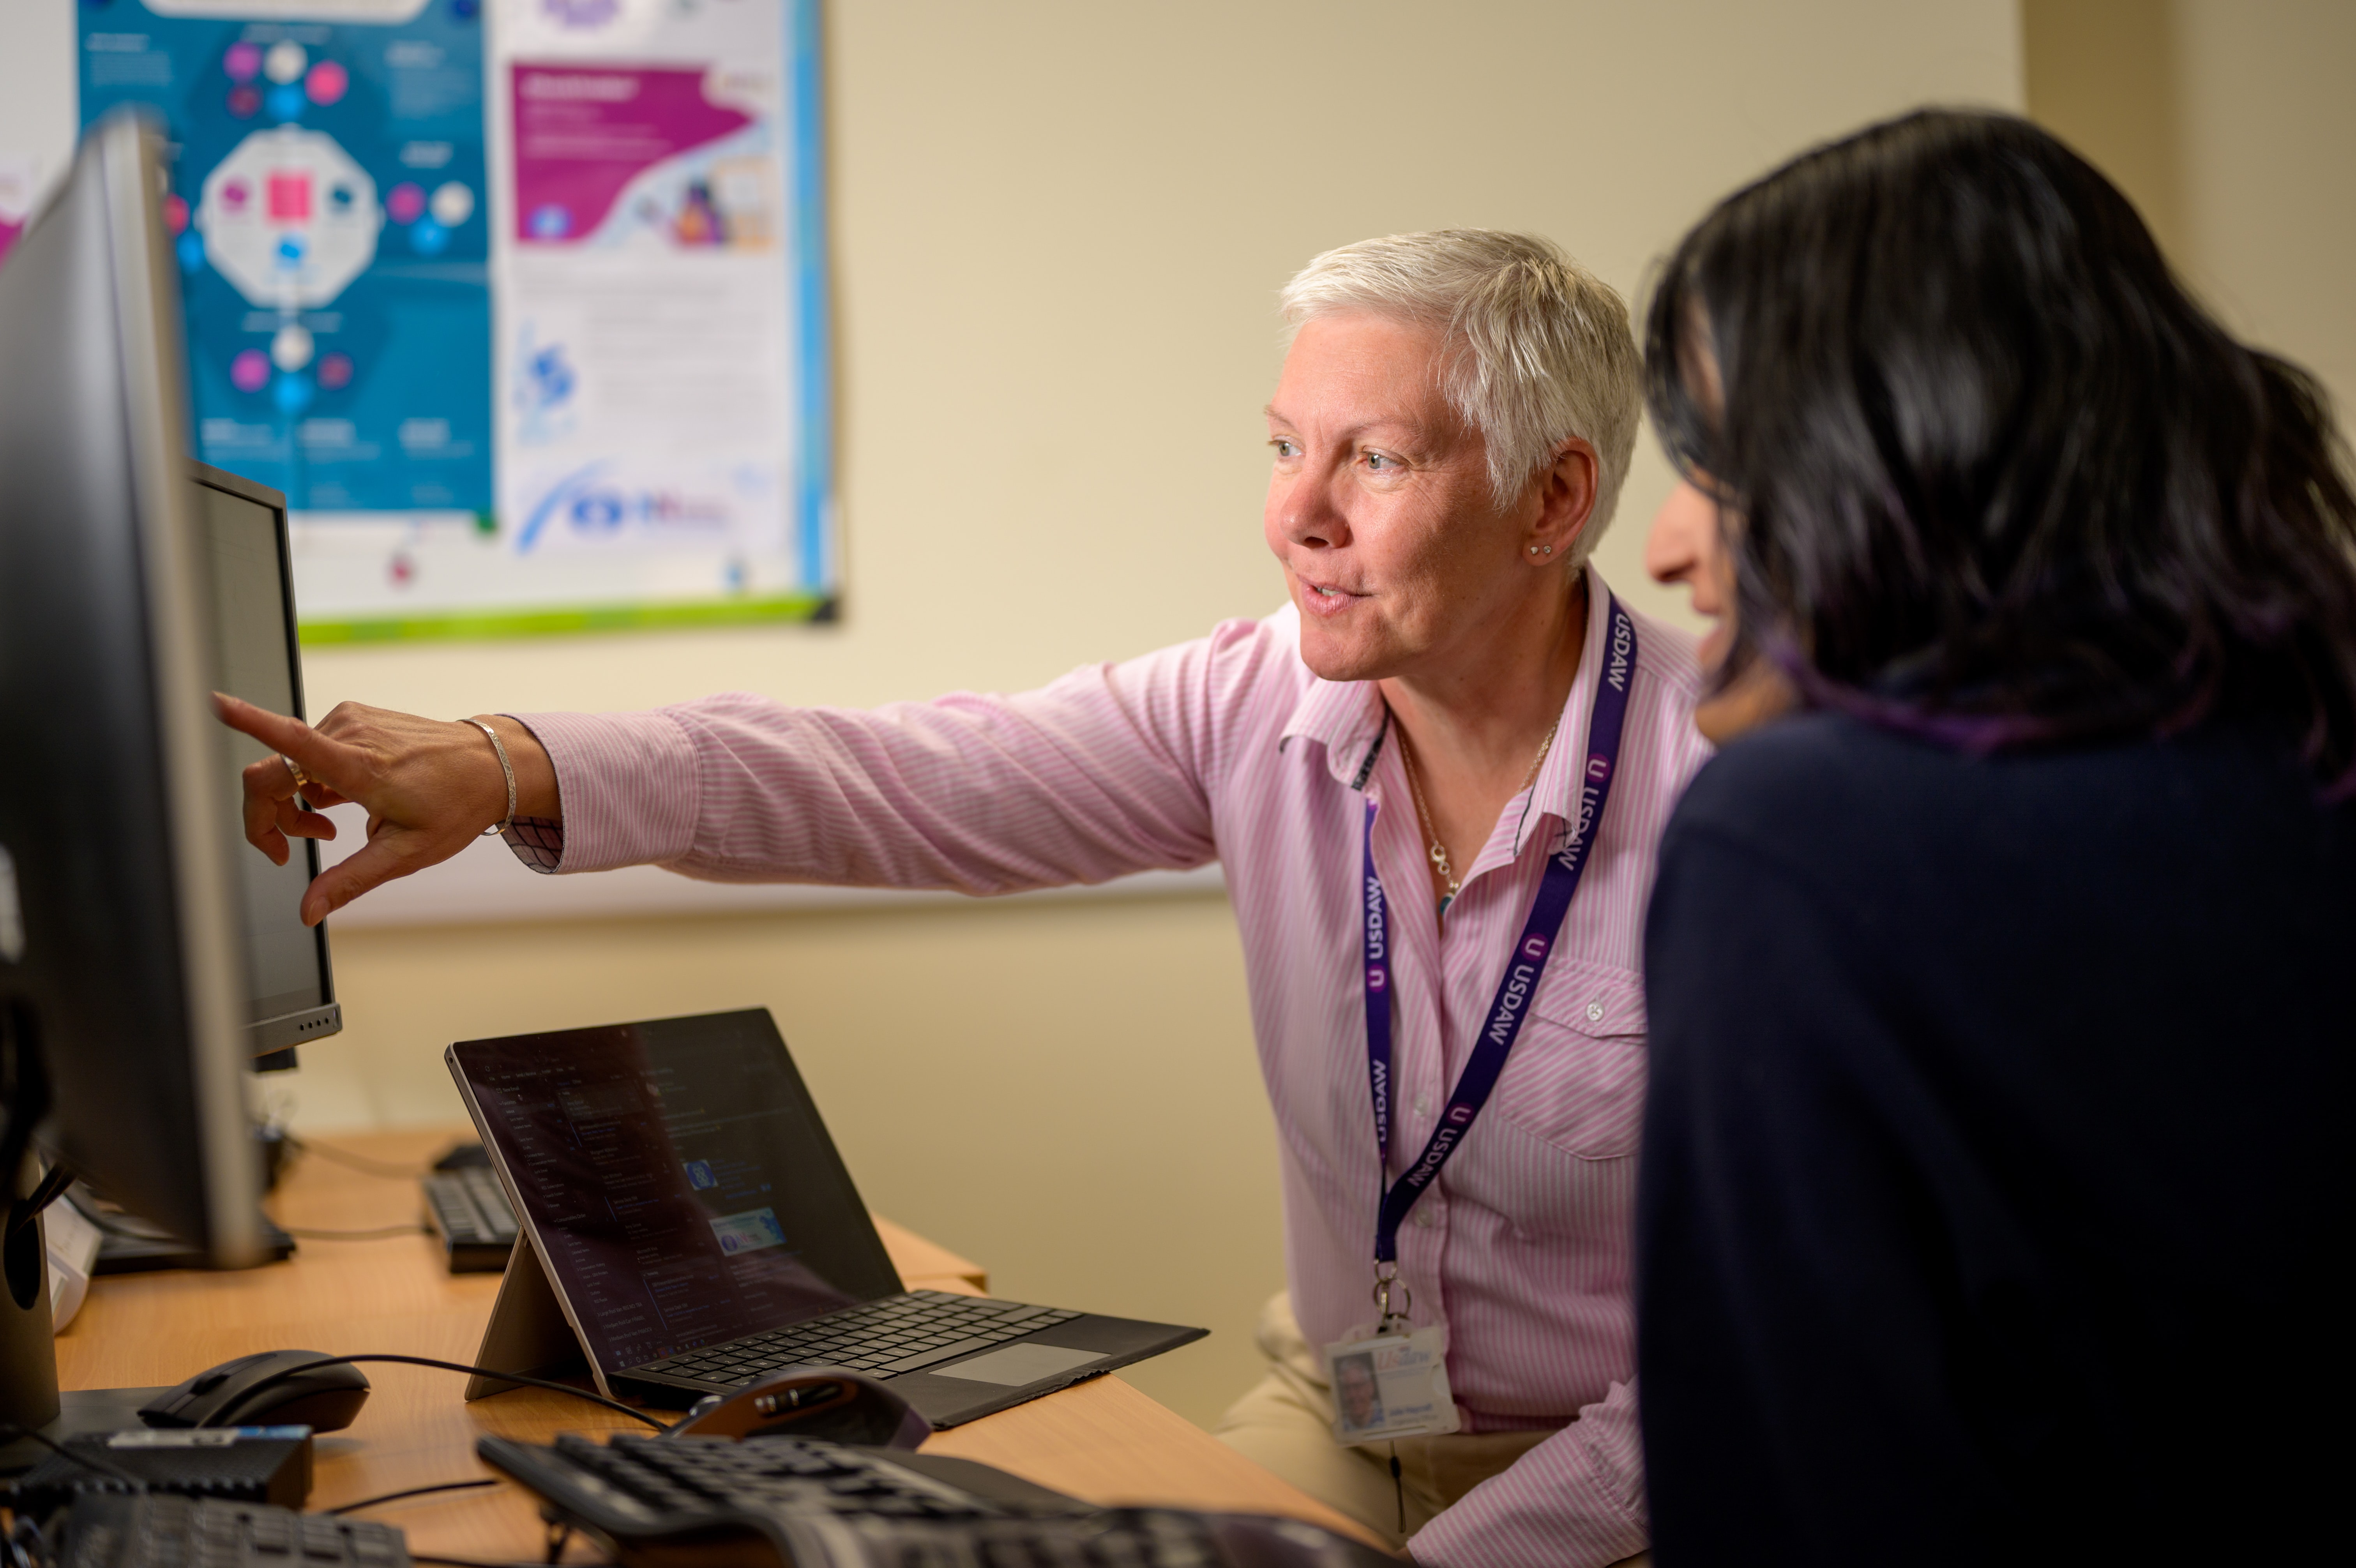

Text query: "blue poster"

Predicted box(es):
[79, 0, 492, 521]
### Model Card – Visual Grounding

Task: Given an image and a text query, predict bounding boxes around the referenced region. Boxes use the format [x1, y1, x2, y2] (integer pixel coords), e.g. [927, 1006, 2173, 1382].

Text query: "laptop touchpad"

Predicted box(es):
[933, 1343, 1107, 1385]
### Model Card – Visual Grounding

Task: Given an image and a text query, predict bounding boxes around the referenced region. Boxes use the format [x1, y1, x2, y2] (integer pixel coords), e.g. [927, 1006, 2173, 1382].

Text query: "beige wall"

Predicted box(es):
[263, 1, 2024, 1429]
[2024, 0, 2355, 421]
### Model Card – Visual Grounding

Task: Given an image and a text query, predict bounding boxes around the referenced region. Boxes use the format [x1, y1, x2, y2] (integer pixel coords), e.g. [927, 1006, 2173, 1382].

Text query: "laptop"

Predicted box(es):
[445, 1008, 1206, 1428]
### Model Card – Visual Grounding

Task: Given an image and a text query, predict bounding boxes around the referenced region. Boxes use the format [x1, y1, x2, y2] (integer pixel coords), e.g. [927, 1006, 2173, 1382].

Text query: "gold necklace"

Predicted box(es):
[1396, 712, 1562, 916]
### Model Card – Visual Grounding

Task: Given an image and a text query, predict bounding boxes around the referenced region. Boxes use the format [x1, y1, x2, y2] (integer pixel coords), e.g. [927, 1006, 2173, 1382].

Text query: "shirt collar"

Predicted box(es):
[1279, 666, 1393, 789]
[1513, 566, 1620, 855]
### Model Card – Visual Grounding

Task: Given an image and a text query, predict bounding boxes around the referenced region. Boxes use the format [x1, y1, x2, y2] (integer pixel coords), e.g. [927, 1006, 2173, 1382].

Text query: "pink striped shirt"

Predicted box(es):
[512, 567, 1711, 1567]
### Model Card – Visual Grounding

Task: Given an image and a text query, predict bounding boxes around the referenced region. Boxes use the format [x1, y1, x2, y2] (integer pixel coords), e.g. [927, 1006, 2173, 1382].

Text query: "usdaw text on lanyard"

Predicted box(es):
[1325, 595, 1636, 1446]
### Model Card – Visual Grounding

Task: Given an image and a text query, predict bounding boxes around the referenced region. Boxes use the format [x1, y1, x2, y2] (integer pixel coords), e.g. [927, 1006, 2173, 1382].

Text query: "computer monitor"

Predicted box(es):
[0, 114, 278, 1434]
[192, 463, 343, 1065]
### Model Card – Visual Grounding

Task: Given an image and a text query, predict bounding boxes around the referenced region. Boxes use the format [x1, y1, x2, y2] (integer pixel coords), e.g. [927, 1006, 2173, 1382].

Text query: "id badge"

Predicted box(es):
[1323, 1323, 1460, 1443]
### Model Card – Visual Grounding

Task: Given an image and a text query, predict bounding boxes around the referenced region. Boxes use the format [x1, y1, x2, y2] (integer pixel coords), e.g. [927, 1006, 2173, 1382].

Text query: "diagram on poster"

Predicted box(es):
[79, 0, 494, 536]
[77, 0, 835, 641]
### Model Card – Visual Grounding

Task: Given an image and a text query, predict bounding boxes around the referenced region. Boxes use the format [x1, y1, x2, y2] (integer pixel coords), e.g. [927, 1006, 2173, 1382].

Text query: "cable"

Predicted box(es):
[322, 1478, 501, 1515]
[0, 1423, 149, 1489]
[191, 1354, 672, 1432]
[283, 1134, 438, 1181]
[7, 1162, 78, 1241]
[63, 1183, 423, 1243]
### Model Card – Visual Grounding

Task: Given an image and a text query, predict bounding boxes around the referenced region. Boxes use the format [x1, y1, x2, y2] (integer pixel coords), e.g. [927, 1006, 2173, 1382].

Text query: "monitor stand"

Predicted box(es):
[0, 1388, 171, 1474]
[89, 1204, 297, 1273]
[0, 1196, 197, 1474]
[0, 1192, 58, 1440]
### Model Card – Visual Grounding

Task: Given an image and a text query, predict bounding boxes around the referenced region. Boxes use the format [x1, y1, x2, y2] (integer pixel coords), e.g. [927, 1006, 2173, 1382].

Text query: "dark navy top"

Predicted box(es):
[1638, 712, 2353, 1566]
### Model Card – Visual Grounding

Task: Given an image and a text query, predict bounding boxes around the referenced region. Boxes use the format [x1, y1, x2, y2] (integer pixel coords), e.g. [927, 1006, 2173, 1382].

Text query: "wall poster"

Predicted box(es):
[76, 0, 836, 641]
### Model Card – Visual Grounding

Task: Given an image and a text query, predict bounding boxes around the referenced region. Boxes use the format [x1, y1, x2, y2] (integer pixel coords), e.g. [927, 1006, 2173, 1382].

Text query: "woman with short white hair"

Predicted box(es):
[222, 230, 1707, 1567]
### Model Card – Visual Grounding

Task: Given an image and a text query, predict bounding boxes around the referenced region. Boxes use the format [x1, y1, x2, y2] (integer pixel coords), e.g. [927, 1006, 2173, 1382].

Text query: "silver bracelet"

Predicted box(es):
[465, 718, 517, 837]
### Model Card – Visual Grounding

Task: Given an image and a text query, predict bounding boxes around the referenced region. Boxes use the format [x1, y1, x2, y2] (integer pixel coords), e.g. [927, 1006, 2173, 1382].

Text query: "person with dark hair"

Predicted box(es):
[1631, 109, 2354, 1564]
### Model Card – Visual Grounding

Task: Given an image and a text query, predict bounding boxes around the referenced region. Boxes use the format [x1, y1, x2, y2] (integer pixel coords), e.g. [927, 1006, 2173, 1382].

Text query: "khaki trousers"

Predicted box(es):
[1213, 1293, 1646, 1562]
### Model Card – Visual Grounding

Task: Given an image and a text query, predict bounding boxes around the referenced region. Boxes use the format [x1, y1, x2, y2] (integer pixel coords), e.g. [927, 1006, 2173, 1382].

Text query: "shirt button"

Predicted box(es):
[1412, 1094, 1431, 1117]
[1414, 1207, 1436, 1228]
[1586, 1000, 1605, 1022]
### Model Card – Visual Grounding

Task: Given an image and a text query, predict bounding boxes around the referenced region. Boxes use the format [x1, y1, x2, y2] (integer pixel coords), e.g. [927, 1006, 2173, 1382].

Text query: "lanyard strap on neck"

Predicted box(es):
[1362, 594, 1637, 1264]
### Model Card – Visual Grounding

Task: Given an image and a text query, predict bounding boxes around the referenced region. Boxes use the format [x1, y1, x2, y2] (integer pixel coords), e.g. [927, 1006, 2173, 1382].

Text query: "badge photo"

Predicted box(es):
[1324, 1325, 1460, 1443]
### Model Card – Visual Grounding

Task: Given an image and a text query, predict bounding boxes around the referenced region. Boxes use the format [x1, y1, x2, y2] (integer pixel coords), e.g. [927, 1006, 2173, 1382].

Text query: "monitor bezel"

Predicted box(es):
[188, 461, 343, 1059]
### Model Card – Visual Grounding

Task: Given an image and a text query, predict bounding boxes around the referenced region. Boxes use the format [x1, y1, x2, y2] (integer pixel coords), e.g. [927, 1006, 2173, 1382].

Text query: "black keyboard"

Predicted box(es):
[630, 1289, 1083, 1388]
[478, 1431, 1393, 1568]
[50, 1494, 408, 1568]
[420, 1168, 517, 1272]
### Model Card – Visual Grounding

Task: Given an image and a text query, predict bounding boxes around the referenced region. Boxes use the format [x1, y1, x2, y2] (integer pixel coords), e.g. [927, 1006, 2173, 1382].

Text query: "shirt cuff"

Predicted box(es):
[1405, 1412, 1648, 1568]
[502, 708, 701, 873]
[497, 816, 564, 874]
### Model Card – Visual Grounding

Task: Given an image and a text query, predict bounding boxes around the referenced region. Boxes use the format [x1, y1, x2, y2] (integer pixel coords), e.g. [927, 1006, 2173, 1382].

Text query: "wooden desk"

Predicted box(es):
[54, 1130, 1376, 1559]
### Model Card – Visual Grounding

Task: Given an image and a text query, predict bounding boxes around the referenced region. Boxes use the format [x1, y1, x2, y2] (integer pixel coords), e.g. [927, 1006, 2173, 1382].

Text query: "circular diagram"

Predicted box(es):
[194, 126, 384, 308]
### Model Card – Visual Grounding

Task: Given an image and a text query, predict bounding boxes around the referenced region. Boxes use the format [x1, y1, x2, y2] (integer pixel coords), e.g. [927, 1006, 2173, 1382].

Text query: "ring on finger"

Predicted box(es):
[279, 753, 313, 790]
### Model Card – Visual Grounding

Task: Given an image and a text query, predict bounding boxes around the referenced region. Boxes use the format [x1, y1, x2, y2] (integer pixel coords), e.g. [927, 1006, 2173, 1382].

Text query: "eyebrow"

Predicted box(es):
[1263, 408, 1442, 460]
[1263, 404, 1415, 438]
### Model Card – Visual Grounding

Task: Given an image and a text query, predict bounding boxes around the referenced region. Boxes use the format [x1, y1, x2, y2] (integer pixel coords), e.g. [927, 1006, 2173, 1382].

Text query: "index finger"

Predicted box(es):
[215, 694, 359, 854]
[213, 693, 366, 788]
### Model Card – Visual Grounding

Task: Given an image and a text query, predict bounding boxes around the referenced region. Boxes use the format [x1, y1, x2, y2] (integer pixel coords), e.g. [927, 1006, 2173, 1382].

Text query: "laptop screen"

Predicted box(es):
[451, 1009, 905, 1374]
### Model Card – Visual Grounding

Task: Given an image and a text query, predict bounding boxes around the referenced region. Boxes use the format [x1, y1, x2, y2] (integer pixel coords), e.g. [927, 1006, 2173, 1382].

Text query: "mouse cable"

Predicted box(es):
[321, 1478, 502, 1515]
[0, 1423, 149, 1489]
[281, 1135, 434, 1181]
[192, 1354, 674, 1432]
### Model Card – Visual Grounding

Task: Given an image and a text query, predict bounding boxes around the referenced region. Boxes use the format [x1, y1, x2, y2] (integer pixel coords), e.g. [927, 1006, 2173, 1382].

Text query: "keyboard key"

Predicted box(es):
[881, 1337, 1001, 1375]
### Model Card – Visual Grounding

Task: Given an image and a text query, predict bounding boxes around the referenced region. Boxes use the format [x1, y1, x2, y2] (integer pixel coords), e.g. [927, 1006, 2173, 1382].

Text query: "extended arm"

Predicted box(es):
[219, 618, 1275, 922]
[512, 657, 1227, 892]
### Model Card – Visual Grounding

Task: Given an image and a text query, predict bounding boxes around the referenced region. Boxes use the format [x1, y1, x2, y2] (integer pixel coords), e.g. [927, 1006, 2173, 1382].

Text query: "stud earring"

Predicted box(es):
[1542, 545, 1553, 555]
[1529, 545, 1540, 554]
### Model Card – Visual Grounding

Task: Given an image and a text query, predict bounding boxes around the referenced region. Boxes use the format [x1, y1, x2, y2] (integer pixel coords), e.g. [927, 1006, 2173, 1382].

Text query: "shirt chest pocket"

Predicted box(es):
[1487, 963, 1648, 1160]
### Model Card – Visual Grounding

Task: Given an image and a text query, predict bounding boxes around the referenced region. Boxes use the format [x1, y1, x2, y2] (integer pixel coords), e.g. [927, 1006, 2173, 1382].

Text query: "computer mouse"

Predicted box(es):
[669, 1367, 931, 1449]
[138, 1349, 372, 1432]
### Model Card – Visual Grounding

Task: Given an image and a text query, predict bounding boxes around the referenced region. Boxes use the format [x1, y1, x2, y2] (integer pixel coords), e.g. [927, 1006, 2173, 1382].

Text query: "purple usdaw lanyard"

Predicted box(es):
[1360, 594, 1637, 1265]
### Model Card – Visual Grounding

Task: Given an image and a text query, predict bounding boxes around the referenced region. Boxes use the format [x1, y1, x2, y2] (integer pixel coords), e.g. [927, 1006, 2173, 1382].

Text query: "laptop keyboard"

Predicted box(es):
[631, 1290, 1083, 1386]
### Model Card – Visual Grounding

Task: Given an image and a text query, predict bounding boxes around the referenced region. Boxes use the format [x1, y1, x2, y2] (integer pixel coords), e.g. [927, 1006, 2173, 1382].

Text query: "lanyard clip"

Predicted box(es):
[1371, 1261, 1413, 1333]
